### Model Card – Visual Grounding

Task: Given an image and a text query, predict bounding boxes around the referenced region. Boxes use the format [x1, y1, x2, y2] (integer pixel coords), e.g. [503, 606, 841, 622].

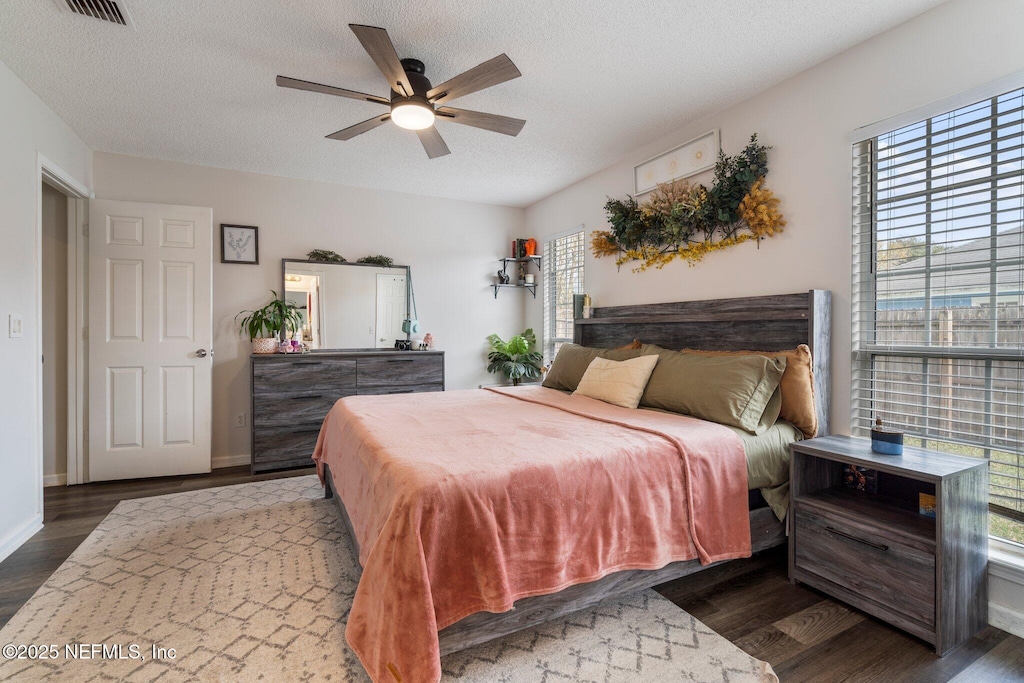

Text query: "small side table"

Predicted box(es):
[789, 435, 988, 655]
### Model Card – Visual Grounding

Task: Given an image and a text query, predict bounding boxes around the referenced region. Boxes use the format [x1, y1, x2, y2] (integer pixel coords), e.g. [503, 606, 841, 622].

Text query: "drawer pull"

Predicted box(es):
[290, 427, 321, 435]
[825, 526, 889, 552]
[386, 389, 416, 394]
[292, 361, 323, 366]
[384, 357, 416, 362]
[292, 394, 324, 400]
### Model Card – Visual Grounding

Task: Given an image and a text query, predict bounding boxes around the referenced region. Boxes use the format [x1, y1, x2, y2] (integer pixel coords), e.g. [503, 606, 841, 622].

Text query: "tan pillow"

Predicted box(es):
[681, 345, 817, 438]
[574, 355, 660, 409]
[639, 344, 786, 434]
[543, 343, 645, 392]
[615, 339, 643, 350]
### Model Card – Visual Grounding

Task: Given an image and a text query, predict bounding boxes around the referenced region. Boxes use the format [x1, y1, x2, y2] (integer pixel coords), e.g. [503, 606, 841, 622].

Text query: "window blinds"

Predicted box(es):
[852, 88, 1024, 527]
[543, 230, 585, 364]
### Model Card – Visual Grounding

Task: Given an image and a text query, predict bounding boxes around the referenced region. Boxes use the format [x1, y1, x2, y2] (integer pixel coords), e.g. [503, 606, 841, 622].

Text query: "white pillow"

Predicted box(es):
[573, 355, 659, 409]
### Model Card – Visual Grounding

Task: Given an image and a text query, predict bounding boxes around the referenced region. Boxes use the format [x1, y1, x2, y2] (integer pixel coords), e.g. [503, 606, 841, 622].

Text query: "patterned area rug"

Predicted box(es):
[0, 476, 777, 682]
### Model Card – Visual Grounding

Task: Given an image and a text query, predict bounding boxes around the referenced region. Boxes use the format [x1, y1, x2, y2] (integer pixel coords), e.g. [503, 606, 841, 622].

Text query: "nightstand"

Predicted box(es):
[789, 435, 988, 655]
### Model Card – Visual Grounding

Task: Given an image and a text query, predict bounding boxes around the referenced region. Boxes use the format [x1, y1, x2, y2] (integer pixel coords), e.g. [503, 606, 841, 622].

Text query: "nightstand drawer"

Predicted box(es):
[794, 507, 935, 627]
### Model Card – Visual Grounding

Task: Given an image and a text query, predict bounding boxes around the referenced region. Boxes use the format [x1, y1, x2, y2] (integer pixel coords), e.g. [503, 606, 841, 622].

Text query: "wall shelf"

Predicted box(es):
[493, 255, 541, 299]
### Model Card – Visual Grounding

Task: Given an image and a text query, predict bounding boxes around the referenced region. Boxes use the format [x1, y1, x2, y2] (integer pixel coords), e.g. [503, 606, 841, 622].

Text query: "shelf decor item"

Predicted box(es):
[357, 255, 394, 267]
[486, 328, 543, 386]
[870, 417, 904, 455]
[306, 249, 346, 263]
[592, 134, 785, 272]
[235, 291, 304, 354]
[221, 224, 259, 264]
[524, 238, 537, 256]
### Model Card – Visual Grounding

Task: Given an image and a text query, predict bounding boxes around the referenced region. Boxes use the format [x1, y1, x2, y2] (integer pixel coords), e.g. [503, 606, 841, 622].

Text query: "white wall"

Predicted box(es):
[41, 182, 69, 486]
[526, 0, 1024, 437]
[92, 153, 525, 466]
[0, 58, 92, 561]
[524, 0, 1024, 636]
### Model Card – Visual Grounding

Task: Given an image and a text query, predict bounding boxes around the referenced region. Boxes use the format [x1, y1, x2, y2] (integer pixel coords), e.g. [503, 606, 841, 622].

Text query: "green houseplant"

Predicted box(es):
[486, 328, 543, 386]
[236, 291, 304, 354]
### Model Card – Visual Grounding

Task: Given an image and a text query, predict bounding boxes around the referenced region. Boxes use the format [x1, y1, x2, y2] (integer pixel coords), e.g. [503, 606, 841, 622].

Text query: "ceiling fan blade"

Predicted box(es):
[349, 24, 415, 97]
[436, 107, 525, 137]
[276, 75, 389, 105]
[427, 54, 521, 105]
[325, 114, 391, 141]
[415, 126, 451, 159]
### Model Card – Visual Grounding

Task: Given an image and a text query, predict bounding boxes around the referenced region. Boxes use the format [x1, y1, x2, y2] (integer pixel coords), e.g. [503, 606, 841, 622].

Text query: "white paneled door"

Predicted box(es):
[375, 273, 406, 348]
[88, 200, 213, 481]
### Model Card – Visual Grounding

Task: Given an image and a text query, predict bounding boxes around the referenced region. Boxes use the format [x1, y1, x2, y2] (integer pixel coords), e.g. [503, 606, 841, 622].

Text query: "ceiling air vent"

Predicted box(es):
[53, 0, 134, 28]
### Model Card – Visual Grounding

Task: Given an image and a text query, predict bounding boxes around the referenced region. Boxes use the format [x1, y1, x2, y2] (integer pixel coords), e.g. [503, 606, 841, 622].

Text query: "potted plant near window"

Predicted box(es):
[486, 328, 543, 386]
[236, 291, 304, 354]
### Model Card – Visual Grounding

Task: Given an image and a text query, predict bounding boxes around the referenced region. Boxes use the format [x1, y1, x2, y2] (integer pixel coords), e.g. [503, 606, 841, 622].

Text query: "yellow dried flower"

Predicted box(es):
[739, 179, 786, 238]
[590, 230, 619, 258]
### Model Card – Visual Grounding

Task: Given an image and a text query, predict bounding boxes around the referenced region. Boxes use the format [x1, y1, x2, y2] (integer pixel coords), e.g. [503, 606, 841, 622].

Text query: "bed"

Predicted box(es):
[316, 290, 830, 682]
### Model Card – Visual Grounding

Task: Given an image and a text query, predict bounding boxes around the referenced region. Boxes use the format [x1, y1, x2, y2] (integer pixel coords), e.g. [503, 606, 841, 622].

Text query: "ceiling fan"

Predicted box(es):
[277, 24, 525, 159]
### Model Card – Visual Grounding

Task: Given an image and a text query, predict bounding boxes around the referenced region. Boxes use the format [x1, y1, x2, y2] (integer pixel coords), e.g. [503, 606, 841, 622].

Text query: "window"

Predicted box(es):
[853, 87, 1024, 545]
[543, 230, 585, 364]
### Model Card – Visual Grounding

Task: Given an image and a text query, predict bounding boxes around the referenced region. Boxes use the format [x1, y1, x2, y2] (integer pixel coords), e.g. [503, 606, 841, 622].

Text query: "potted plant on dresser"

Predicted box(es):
[486, 328, 543, 386]
[236, 291, 304, 354]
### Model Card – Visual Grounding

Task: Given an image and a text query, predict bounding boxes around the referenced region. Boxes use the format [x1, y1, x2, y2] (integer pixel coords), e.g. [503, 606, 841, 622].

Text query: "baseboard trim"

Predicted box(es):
[0, 513, 44, 564]
[43, 473, 67, 487]
[212, 453, 251, 470]
[990, 602, 1024, 639]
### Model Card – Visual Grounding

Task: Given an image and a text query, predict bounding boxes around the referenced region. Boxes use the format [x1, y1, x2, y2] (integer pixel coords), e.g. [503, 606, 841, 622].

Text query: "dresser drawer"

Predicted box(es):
[253, 358, 357, 393]
[253, 390, 349, 427]
[252, 425, 322, 470]
[357, 354, 443, 387]
[357, 383, 444, 396]
[794, 507, 935, 626]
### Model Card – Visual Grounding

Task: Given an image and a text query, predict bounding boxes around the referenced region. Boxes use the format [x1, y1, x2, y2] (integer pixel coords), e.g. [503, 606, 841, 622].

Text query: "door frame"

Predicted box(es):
[36, 153, 91, 493]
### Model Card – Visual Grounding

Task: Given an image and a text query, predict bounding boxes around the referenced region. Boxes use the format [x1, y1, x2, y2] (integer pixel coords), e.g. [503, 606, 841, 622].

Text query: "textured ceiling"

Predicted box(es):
[1, 0, 946, 207]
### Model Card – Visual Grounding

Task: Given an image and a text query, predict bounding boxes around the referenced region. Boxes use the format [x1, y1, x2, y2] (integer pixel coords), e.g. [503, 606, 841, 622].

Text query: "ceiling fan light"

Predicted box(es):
[391, 102, 435, 130]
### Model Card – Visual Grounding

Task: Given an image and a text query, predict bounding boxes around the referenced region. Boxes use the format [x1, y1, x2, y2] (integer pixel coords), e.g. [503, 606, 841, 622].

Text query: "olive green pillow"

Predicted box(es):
[542, 343, 646, 392]
[639, 344, 786, 434]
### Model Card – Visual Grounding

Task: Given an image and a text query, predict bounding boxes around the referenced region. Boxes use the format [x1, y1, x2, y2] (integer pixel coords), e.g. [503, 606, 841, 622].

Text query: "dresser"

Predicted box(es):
[250, 351, 445, 473]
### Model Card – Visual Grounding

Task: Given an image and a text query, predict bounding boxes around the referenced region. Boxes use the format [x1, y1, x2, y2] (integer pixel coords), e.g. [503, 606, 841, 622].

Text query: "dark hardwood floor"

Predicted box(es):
[1, 467, 1021, 681]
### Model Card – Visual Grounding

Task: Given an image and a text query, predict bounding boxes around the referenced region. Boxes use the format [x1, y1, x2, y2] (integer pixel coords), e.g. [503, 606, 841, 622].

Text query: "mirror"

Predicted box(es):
[282, 259, 410, 350]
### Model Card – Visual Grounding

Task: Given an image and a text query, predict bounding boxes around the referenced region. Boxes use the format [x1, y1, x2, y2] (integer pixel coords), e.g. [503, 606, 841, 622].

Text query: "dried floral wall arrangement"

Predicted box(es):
[591, 134, 785, 271]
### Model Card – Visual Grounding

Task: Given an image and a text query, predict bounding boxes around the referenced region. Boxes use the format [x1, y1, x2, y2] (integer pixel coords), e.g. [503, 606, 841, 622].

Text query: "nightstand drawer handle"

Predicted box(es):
[825, 526, 889, 552]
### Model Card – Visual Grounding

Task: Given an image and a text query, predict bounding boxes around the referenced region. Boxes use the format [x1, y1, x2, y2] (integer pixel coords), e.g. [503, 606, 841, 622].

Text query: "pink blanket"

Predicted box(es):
[312, 385, 750, 683]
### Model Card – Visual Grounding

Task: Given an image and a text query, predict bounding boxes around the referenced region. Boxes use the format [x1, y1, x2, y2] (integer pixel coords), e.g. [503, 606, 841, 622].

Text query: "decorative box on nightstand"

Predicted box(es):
[789, 435, 988, 655]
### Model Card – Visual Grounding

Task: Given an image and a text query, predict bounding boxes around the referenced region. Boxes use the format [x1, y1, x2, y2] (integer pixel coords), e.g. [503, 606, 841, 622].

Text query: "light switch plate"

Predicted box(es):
[9, 315, 23, 338]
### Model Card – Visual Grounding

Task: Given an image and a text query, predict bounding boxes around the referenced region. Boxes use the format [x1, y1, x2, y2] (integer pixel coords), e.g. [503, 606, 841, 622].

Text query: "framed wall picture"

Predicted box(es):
[221, 224, 259, 264]
[634, 129, 720, 195]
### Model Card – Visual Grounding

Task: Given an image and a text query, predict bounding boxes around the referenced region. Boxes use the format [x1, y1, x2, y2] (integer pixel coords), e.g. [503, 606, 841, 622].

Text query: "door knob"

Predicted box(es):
[195, 349, 208, 358]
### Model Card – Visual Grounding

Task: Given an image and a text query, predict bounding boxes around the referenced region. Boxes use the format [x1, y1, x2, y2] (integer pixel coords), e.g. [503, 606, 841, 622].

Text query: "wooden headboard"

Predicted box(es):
[573, 290, 832, 435]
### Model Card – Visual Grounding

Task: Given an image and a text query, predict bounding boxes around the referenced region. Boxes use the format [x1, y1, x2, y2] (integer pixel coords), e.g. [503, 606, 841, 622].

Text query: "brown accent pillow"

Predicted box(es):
[681, 345, 817, 438]
[542, 343, 646, 392]
[615, 339, 643, 350]
[639, 345, 786, 434]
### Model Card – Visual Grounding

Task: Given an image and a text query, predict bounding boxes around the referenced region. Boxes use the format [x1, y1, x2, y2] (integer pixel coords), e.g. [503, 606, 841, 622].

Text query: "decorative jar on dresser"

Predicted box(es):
[250, 350, 444, 473]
